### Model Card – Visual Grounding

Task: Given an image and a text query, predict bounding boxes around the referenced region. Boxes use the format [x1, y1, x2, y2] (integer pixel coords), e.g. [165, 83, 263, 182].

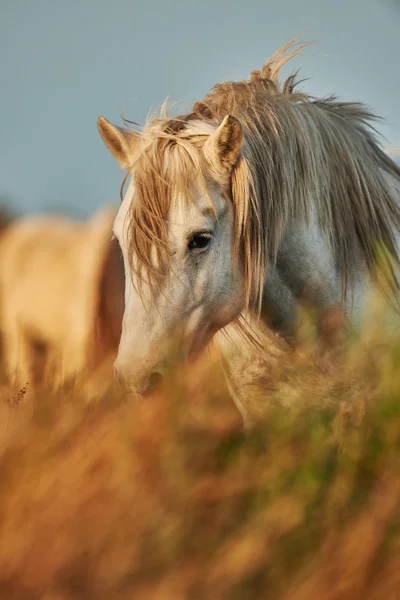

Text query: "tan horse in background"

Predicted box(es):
[0, 206, 125, 394]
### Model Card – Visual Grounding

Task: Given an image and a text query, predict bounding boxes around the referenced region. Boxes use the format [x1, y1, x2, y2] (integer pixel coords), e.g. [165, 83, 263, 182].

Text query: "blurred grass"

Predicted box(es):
[0, 301, 400, 600]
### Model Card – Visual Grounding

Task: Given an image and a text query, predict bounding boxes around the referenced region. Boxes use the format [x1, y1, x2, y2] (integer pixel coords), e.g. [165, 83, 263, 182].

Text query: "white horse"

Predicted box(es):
[98, 38, 400, 426]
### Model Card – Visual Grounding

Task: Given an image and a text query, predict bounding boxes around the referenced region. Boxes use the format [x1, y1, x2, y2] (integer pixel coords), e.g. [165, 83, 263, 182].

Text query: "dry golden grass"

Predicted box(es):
[0, 303, 400, 600]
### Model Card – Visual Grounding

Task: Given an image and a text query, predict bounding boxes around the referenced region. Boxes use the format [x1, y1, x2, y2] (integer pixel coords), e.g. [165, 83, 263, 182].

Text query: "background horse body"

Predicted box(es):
[98, 39, 400, 423]
[0, 207, 125, 391]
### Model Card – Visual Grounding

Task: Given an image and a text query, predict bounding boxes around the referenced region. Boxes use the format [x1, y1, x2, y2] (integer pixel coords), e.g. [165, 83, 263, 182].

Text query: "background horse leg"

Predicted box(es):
[1, 324, 32, 392]
[52, 343, 88, 391]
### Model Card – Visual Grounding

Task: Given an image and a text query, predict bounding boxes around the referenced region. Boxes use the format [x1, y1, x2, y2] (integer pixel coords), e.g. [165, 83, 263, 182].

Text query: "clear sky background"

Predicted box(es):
[1, 0, 400, 217]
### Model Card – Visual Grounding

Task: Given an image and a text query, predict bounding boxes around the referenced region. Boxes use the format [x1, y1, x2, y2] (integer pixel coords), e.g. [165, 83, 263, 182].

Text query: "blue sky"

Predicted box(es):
[1, 0, 400, 216]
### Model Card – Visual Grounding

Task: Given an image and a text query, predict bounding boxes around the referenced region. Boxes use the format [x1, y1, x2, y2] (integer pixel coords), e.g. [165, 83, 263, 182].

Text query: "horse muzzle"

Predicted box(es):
[114, 361, 165, 397]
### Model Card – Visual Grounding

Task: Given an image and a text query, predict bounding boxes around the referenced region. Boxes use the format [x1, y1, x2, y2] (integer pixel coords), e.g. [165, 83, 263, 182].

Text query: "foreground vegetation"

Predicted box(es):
[0, 307, 400, 600]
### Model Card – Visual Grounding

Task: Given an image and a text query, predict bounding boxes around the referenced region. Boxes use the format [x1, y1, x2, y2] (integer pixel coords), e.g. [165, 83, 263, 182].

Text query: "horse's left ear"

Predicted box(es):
[205, 115, 243, 171]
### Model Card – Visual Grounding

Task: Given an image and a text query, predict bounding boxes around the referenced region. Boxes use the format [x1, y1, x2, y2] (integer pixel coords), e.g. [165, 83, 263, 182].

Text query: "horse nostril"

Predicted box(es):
[114, 364, 164, 396]
[146, 371, 164, 394]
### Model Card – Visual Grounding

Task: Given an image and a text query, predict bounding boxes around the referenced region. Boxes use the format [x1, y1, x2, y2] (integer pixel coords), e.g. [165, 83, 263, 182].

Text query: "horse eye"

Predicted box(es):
[188, 232, 212, 251]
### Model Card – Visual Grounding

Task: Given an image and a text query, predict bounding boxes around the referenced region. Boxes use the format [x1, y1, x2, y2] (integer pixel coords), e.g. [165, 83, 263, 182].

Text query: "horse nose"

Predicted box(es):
[114, 364, 164, 395]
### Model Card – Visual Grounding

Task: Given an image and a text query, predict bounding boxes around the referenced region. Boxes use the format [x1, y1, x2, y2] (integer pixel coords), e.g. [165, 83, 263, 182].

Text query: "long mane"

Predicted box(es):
[123, 37, 400, 309]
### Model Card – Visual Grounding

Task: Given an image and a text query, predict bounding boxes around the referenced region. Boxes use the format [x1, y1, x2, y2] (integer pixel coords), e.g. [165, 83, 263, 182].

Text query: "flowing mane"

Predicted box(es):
[121, 37, 400, 309]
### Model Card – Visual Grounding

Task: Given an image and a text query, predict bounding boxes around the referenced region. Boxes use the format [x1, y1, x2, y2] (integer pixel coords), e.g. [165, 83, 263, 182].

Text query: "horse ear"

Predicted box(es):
[205, 115, 243, 171]
[97, 116, 138, 169]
